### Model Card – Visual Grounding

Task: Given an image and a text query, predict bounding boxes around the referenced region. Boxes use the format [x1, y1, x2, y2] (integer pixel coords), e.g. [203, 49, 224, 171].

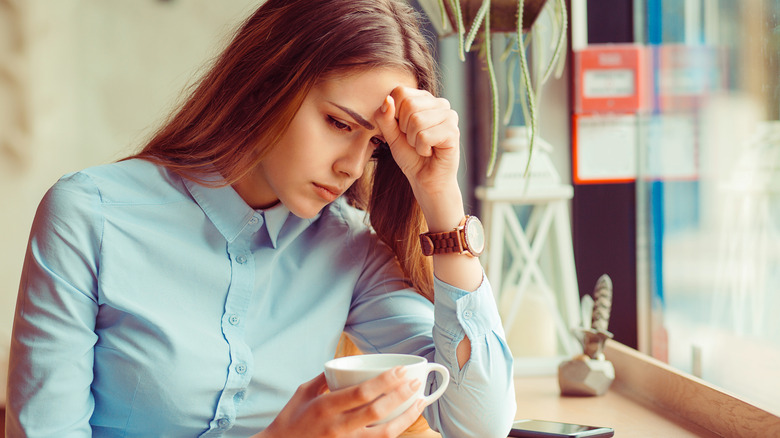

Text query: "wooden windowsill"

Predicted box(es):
[605, 340, 780, 437]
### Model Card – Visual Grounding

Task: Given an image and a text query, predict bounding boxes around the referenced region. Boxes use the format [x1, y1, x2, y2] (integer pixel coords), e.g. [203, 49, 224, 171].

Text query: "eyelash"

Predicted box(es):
[328, 116, 350, 132]
[327, 116, 386, 149]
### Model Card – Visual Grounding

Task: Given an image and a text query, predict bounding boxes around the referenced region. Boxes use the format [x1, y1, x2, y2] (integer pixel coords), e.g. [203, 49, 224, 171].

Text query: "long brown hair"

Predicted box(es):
[130, 1, 437, 296]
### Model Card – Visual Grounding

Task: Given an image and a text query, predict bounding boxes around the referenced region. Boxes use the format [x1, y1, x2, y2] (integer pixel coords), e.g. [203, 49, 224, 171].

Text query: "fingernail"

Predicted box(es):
[381, 97, 389, 113]
[394, 366, 407, 377]
[409, 379, 421, 391]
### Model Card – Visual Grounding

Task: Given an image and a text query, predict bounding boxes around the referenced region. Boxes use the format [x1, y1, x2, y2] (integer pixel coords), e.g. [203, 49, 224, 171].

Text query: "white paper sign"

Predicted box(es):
[575, 114, 638, 183]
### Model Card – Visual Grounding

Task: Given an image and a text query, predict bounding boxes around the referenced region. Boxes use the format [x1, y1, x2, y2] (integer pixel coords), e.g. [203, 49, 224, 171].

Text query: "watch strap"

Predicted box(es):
[420, 229, 462, 256]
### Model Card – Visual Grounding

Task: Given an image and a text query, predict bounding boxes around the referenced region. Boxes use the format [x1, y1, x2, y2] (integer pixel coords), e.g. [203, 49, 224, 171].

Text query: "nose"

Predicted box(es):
[333, 141, 371, 179]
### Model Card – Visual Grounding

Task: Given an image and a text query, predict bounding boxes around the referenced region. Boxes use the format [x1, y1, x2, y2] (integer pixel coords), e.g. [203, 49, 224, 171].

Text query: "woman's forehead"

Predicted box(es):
[313, 68, 416, 103]
[318, 67, 418, 89]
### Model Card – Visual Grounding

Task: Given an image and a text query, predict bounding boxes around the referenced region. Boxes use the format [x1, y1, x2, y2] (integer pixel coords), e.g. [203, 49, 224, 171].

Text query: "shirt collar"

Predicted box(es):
[182, 172, 293, 247]
[261, 201, 290, 248]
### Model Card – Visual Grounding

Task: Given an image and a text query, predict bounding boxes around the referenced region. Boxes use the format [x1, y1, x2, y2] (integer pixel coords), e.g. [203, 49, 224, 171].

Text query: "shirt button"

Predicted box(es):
[463, 310, 473, 319]
[217, 418, 230, 429]
[236, 255, 247, 264]
[228, 314, 240, 326]
[234, 391, 246, 402]
[249, 217, 259, 225]
[236, 363, 248, 374]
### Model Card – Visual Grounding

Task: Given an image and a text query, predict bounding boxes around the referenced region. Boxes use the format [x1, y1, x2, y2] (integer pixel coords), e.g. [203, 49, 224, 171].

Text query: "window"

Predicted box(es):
[635, 0, 780, 415]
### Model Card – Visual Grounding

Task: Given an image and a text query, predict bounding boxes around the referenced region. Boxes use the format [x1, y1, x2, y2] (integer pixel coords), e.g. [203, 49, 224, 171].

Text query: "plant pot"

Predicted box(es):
[420, 0, 551, 37]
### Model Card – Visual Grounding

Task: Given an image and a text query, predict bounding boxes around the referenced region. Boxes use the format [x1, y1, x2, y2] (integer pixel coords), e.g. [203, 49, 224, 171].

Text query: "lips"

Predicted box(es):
[313, 183, 343, 202]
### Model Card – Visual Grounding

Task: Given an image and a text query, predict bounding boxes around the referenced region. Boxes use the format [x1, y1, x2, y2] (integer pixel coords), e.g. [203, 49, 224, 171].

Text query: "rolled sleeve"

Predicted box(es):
[428, 271, 516, 438]
[433, 274, 501, 340]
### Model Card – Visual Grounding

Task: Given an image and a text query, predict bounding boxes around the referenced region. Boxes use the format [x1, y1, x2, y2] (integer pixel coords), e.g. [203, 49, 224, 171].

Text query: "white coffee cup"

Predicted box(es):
[324, 353, 450, 425]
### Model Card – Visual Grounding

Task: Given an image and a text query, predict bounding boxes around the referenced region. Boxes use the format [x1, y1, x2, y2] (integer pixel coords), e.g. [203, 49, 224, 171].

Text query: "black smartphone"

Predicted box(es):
[508, 419, 615, 437]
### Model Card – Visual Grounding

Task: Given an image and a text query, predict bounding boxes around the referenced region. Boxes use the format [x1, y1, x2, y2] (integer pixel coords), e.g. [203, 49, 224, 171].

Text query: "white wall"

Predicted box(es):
[0, 0, 260, 403]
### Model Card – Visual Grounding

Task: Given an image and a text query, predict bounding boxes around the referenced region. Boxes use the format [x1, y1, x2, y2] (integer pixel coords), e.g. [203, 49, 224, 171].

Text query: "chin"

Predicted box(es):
[287, 203, 326, 220]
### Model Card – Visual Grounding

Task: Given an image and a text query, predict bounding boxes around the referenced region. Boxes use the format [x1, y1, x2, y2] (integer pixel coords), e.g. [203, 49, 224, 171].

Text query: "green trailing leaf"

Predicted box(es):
[539, 0, 568, 86]
[518, 61, 531, 133]
[464, 0, 490, 52]
[503, 53, 516, 126]
[500, 36, 519, 125]
[515, 23, 533, 134]
[483, 0, 499, 177]
[449, 0, 466, 61]
[553, 0, 569, 79]
[532, 24, 543, 106]
[516, 0, 537, 177]
[436, 0, 448, 30]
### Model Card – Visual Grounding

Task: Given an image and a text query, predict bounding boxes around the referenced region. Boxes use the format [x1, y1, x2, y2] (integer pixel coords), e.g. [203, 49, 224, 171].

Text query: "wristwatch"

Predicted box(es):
[419, 215, 485, 257]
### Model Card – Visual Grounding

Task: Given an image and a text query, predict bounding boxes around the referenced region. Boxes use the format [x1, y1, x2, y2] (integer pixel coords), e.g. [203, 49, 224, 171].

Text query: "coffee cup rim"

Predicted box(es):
[324, 353, 426, 371]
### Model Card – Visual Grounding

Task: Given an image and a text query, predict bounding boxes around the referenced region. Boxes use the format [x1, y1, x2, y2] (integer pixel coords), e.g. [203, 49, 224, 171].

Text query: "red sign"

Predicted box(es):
[574, 44, 651, 114]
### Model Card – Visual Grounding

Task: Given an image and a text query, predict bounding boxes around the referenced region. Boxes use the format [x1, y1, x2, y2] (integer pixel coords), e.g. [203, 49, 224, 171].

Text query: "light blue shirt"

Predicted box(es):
[7, 159, 516, 438]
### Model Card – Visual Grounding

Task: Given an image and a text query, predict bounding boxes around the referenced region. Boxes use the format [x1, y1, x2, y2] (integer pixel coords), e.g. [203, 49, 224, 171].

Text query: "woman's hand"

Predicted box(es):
[376, 86, 483, 295]
[375, 86, 461, 209]
[256, 367, 425, 438]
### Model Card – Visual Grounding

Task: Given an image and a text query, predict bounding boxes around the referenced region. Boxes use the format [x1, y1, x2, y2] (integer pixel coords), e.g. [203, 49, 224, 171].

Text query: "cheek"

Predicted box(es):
[270, 129, 315, 167]
[281, 119, 333, 161]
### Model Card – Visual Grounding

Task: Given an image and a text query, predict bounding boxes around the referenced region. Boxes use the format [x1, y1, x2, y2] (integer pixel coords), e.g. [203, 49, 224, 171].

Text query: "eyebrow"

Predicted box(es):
[332, 103, 375, 131]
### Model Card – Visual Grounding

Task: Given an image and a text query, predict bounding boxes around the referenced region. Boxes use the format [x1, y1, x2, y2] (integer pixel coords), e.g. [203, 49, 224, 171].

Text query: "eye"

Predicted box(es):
[370, 137, 385, 146]
[371, 141, 390, 159]
[328, 116, 351, 131]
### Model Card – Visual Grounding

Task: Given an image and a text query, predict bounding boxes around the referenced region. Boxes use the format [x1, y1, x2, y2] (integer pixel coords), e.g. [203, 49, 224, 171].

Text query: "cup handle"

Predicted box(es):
[421, 363, 450, 407]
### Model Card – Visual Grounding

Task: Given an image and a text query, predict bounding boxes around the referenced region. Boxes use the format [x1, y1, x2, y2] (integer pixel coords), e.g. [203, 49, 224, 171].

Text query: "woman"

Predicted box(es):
[6, 0, 516, 437]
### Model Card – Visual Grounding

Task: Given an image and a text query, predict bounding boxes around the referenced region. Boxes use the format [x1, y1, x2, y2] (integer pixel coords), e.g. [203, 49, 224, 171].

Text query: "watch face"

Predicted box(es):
[464, 216, 485, 256]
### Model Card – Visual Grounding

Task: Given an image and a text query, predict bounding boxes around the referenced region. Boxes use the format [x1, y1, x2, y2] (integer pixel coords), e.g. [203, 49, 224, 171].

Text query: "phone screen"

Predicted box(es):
[509, 419, 615, 437]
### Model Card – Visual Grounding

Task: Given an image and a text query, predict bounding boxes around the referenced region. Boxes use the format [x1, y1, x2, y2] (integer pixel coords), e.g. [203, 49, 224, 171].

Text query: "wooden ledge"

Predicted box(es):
[606, 341, 780, 438]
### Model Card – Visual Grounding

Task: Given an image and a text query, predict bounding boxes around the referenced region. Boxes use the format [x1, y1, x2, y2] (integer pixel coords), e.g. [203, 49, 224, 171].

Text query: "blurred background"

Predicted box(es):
[1, 0, 778, 420]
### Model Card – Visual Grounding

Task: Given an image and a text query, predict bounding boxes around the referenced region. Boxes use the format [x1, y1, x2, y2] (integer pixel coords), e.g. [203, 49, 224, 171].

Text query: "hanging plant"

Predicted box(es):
[418, 0, 568, 177]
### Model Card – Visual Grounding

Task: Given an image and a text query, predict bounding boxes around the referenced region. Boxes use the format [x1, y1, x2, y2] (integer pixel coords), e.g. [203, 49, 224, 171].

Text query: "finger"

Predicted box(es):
[294, 373, 330, 402]
[345, 376, 421, 428]
[394, 92, 450, 136]
[375, 95, 403, 149]
[376, 96, 421, 168]
[327, 366, 408, 412]
[402, 109, 458, 156]
[368, 398, 427, 438]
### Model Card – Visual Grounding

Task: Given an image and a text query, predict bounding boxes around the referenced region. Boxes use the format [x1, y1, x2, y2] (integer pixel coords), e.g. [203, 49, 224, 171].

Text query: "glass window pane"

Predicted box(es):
[637, 0, 780, 415]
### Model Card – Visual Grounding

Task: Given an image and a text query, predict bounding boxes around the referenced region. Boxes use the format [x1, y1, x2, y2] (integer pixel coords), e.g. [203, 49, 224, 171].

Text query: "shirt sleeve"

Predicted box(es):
[426, 273, 517, 438]
[345, 246, 516, 438]
[6, 172, 102, 437]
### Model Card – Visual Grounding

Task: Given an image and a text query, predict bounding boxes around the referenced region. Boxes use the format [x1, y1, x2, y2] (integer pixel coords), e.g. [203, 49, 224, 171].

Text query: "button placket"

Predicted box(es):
[213, 228, 255, 435]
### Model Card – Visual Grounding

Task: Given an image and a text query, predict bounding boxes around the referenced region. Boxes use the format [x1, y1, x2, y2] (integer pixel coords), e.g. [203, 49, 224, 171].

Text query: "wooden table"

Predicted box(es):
[509, 374, 715, 437]
[4, 342, 777, 437]
[406, 341, 780, 437]
[402, 375, 714, 438]
[5, 385, 707, 438]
